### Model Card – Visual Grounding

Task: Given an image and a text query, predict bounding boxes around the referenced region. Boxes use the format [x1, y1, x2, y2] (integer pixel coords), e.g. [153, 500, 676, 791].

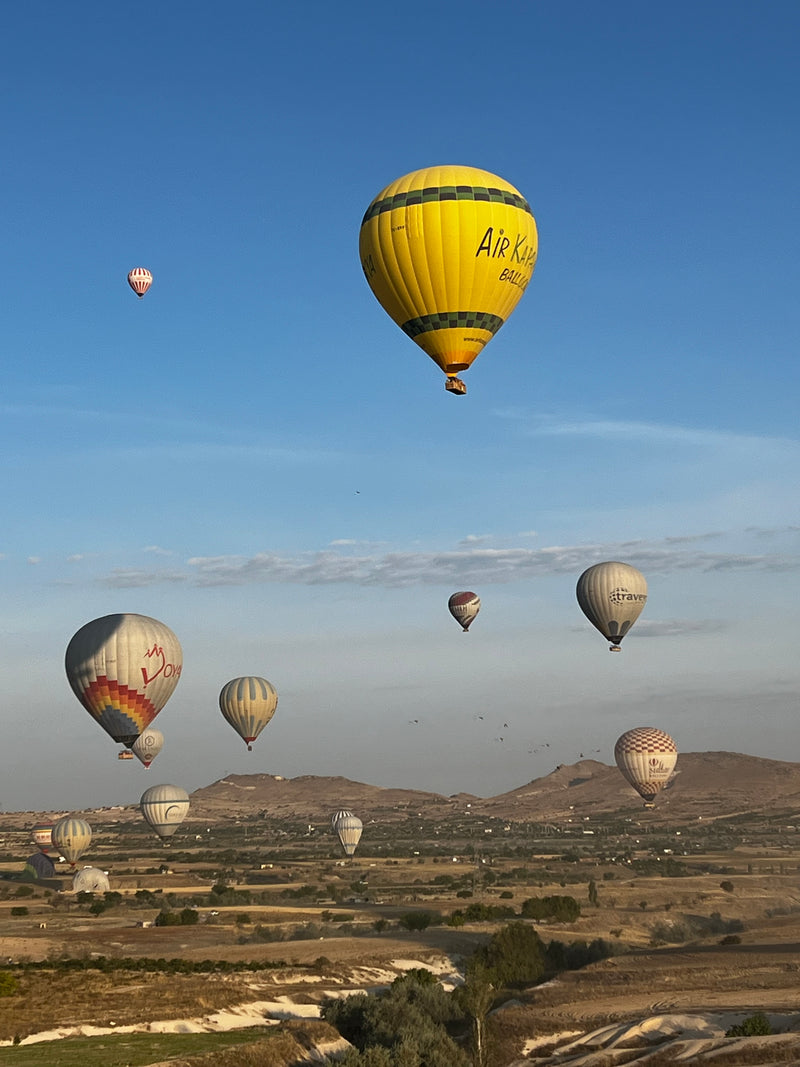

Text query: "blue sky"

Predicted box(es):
[2, 2, 800, 812]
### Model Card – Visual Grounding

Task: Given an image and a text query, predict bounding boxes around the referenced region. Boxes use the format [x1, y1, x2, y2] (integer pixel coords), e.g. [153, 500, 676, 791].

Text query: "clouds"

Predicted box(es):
[92, 529, 800, 589]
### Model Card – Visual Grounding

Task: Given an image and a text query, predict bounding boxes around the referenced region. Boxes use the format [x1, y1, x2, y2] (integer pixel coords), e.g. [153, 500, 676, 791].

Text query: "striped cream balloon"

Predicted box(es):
[127, 267, 152, 298]
[219, 676, 278, 751]
[359, 165, 537, 394]
[448, 591, 481, 632]
[333, 813, 363, 857]
[65, 614, 183, 746]
[140, 783, 190, 840]
[614, 727, 678, 808]
[131, 727, 164, 768]
[576, 562, 648, 651]
[52, 816, 92, 866]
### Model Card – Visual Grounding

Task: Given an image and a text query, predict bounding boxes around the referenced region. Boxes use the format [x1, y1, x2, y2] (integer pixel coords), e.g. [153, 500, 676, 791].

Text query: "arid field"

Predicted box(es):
[2, 760, 800, 1064]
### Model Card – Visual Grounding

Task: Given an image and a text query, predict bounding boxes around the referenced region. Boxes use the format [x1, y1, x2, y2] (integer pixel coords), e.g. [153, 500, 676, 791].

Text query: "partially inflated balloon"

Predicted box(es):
[73, 868, 110, 893]
[448, 591, 480, 632]
[576, 562, 647, 651]
[615, 727, 678, 808]
[140, 784, 190, 840]
[127, 267, 152, 298]
[52, 817, 92, 866]
[359, 165, 537, 394]
[334, 812, 363, 857]
[65, 614, 182, 746]
[219, 676, 278, 751]
[132, 727, 164, 768]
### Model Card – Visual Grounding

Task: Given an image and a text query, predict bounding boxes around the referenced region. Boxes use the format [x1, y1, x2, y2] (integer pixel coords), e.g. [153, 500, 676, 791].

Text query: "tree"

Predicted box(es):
[454, 963, 495, 1067]
[471, 922, 546, 989]
[588, 879, 599, 907]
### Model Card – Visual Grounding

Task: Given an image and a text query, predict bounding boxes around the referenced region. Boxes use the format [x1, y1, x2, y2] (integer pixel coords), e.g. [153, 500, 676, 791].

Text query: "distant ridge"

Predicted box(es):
[187, 752, 800, 825]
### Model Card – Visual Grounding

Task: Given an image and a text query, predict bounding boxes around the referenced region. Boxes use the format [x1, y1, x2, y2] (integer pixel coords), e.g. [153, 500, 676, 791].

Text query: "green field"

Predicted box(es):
[0, 1027, 272, 1067]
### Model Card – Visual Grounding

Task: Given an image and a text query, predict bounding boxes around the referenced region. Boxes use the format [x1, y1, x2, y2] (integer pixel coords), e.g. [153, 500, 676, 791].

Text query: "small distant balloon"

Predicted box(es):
[576, 562, 647, 651]
[127, 267, 152, 298]
[31, 822, 55, 854]
[132, 727, 164, 768]
[331, 809, 353, 830]
[140, 783, 190, 840]
[333, 812, 363, 857]
[52, 816, 92, 867]
[219, 676, 278, 751]
[448, 591, 481, 632]
[615, 727, 678, 808]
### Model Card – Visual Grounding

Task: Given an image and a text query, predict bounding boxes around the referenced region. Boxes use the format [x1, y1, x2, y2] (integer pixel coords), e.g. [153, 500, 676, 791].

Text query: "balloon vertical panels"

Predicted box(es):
[359, 165, 537, 377]
[576, 562, 648, 648]
[219, 676, 278, 746]
[65, 614, 182, 745]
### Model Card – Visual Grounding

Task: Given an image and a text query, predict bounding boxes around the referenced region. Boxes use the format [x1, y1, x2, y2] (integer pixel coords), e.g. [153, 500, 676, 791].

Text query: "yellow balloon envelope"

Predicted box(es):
[359, 165, 537, 394]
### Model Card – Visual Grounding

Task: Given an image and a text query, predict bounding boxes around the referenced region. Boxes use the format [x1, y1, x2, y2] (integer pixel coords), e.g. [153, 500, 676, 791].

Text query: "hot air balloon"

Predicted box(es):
[52, 817, 92, 867]
[331, 809, 353, 830]
[576, 562, 648, 651]
[127, 267, 152, 298]
[359, 164, 538, 395]
[31, 822, 55, 854]
[65, 614, 182, 747]
[219, 676, 278, 751]
[140, 783, 190, 840]
[448, 591, 481, 632]
[72, 867, 110, 893]
[131, 727, 164, 768]
[333, 812, 363, 857]
[615, 727, 678, 808]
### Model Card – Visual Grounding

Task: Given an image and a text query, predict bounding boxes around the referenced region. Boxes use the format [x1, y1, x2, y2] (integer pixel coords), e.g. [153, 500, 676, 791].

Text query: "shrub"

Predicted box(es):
[726, 1011, 772, 1037]
[520, 895, 580, 922]
[720, 880, 735, 893]
[10, 907, 28, 917]
[719, 934, 742, 945]
[399, 911, 438, 931]
[0, 972, 19, 997]
[499, 890, 513, 899]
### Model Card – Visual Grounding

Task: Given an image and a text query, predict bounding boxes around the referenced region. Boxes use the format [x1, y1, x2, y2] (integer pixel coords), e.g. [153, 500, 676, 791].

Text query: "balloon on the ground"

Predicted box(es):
[65, 613, 183, 746]
[140, 783, 190, 839]
[73, 867, 110, 893]
[23, 852, 56, 880]
[333, 812, 363, 857]
[132, 727, 164, 768]
[219, 676, 278, 751]
[448, 591, 481, 632]
[52, 817, 92, 866]
[576, 562, 648, 651]
[31, 822, 55, 854]
[127, 267, 152, 298]
[615, 727, 678, 808]
[359, 164, 537, 395]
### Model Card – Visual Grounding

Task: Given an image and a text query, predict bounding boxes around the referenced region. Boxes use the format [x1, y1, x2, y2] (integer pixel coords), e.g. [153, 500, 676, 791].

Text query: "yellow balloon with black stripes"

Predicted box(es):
[359, 164, 537, 395]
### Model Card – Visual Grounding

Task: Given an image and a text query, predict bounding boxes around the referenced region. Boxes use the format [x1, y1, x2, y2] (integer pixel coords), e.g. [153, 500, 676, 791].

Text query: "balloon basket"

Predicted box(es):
[445, 377, 467, 395]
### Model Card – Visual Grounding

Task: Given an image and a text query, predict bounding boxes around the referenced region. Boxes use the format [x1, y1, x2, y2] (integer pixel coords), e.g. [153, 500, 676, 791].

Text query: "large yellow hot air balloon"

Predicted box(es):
[359, 165, 537, 395]
[65, 614, 183, 747]
[219, 676, 278, 751]
[576, 562, 648, 651]
[615, 727, 678, 808]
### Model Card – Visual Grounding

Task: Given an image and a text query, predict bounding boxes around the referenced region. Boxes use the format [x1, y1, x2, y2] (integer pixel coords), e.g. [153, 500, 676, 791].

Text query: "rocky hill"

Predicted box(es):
[187, 752, 800, 825]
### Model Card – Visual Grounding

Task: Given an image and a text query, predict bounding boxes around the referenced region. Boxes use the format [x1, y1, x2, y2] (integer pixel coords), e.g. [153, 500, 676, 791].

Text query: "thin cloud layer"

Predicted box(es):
[97, 535, 800, 589]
